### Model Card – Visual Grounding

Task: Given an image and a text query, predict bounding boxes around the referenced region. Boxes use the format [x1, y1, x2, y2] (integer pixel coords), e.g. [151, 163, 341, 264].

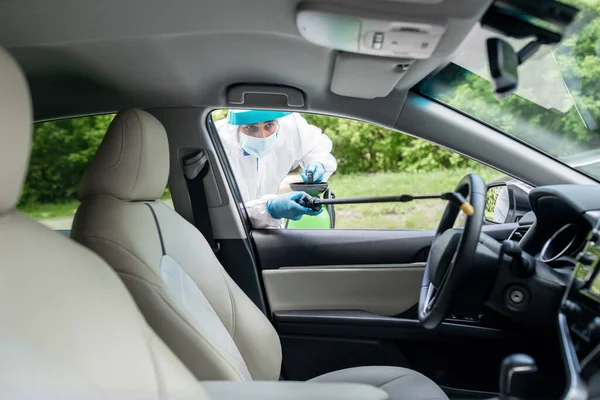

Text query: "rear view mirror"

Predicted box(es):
[485, 183, 510, 224]
[487, 38, 519, 99]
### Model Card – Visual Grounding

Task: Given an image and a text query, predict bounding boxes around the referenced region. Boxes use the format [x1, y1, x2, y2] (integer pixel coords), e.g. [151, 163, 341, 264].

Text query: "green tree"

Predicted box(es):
[211, 109, 228, 121]
[423, 0, 600, 162]
[302, 114, 477, 174]
[20, 114, 114, 205]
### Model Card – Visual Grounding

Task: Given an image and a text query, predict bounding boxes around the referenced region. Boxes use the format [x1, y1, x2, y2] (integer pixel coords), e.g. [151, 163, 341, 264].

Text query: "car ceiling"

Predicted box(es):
[0, 0, 492, 122]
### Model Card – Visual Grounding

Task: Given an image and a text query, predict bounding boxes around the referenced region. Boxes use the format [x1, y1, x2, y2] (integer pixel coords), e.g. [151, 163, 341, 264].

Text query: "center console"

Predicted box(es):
[559, 219, 600, 399]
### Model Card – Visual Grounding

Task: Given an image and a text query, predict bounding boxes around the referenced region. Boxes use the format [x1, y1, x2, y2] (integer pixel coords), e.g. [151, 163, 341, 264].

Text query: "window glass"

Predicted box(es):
[212, 110, 502, 230]
[19, 115, 173, 232]
[420, 0, 600, 181]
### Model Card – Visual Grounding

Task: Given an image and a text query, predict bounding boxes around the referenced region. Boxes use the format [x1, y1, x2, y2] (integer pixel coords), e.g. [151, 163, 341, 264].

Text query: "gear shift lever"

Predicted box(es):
[500, 354, 538, 399]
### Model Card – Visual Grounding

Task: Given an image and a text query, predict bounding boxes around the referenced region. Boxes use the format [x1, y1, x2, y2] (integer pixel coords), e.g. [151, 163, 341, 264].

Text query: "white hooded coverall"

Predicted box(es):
[216, 113, 337, 228]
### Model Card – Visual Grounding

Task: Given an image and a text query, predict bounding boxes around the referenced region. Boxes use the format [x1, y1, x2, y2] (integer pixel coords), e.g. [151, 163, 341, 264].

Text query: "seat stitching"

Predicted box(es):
[130, 108, 144, 199]
[90, 116, 125, 172]
[145, 202, 166, 256]
[378, 374, 447, 400]
[377, 372, 412, 388]
[118, 271, 162, 289]
[80, 234, 162, 280]
[223, 275, 237, 339]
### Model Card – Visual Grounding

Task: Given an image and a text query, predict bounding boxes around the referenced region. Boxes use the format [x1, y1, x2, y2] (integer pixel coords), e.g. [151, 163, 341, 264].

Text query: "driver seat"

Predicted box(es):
[71, 108, 448, 400]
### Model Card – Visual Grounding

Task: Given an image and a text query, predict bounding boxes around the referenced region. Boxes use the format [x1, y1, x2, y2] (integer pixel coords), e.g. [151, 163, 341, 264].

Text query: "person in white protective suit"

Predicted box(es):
[215, 110, 338, 228]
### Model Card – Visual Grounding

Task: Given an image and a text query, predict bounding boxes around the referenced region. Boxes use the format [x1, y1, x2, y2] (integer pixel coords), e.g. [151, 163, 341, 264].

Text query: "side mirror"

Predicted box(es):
[485, 182, 533, 224]
[485, 183, 511, 224]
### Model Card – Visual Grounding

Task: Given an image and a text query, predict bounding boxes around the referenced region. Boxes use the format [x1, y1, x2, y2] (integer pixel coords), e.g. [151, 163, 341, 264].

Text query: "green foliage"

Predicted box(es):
[19, 199, 81, 220]
[421, 0, 600, 165]
[485, 186, 502, 222]
[302, 114, 479, 174]
[328, 167, 501, 230]
[20, 114, 114, 205]
[211, 109, 228, 121]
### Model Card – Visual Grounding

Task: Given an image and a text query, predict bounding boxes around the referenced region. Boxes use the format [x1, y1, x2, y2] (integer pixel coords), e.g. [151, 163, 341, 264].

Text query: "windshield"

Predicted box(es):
[420, 0, 600, 180]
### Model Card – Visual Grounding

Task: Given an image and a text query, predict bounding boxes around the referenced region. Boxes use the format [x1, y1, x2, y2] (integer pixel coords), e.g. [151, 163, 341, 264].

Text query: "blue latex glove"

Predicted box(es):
[301, 162, 325, 184]
[267, 191, 323, 221]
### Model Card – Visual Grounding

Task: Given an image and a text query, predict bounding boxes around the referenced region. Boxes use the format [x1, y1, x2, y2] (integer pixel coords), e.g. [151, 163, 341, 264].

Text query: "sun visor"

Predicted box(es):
[330, 53, 413, 99]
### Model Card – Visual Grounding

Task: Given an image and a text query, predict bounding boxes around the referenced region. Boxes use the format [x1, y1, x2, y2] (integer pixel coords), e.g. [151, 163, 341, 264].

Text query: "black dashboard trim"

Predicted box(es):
[274, 310, 519, 340]
[530, 186, 600, 216]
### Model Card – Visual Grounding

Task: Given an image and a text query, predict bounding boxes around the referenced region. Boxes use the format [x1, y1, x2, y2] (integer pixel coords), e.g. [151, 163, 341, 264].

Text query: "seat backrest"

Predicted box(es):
[72, 109, 282, 382]
[0, 48, 207, 398]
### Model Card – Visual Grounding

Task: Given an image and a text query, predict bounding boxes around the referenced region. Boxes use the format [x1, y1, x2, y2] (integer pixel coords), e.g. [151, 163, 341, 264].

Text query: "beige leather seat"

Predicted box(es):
[0, 46, 208, 399]
[72, 111, 448, 400]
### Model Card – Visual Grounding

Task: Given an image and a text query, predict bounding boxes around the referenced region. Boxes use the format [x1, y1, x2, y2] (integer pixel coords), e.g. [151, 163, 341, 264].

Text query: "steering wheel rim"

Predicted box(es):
[418, 174, 486, 329]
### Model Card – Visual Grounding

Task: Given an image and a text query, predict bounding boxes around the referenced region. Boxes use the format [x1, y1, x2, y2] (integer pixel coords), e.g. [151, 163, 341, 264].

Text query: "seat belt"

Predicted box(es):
[182, 150, 220, 253]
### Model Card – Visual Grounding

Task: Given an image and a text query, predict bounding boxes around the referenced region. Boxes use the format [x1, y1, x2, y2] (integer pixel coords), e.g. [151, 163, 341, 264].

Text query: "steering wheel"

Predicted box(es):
[419, 174, 486, 329]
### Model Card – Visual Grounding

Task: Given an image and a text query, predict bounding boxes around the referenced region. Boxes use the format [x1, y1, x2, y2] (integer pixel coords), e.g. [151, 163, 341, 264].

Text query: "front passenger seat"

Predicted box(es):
[72, 108, 449, 400]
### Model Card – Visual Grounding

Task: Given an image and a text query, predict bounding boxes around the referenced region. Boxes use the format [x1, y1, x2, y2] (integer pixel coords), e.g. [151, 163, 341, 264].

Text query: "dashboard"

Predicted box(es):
[526, 185, 600, 399]
[522, 186, 600, 263]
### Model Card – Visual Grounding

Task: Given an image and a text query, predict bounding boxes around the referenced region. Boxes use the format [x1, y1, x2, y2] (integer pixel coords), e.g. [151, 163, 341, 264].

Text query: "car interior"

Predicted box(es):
[2, 0, 600, 399]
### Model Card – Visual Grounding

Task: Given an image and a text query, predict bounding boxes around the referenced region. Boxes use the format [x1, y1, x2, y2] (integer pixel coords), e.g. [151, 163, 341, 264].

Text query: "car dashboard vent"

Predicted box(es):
[509, 225, 532, 242]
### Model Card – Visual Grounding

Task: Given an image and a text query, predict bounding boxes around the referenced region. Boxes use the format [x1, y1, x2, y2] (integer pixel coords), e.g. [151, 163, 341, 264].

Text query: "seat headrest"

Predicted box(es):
[0, 47, 32, 215]
[79, 108, 169, 201]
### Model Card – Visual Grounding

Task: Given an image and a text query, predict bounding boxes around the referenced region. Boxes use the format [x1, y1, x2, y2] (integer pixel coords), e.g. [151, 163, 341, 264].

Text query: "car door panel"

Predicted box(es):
[250, 223, 528, 394]
[254, 225, 518, 318]
[262, 265, 424, 316]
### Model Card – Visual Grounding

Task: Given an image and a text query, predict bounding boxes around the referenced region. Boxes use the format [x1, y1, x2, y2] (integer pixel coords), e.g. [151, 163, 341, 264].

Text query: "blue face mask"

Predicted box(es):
[239, 130, 279, 158]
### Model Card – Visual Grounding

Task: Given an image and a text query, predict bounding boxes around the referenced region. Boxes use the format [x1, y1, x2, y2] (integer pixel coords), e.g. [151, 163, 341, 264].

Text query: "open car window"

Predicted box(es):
[419, 0, 600, 181]
[212, 110, 502, 230]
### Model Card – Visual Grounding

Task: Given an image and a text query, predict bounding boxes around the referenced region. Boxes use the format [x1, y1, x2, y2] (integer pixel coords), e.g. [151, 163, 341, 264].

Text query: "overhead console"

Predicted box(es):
[295, 0, 578, 101]
[297, 10, 446, 59]
[295, 0, 493, 99]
